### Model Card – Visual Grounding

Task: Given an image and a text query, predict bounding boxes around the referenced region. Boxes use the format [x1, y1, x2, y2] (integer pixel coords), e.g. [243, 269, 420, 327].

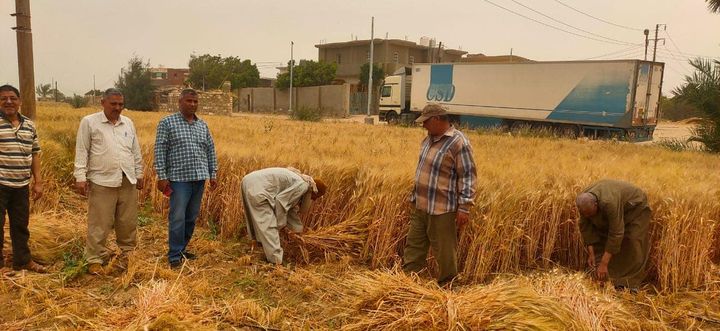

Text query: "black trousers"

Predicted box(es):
[0, 184, 31, 268]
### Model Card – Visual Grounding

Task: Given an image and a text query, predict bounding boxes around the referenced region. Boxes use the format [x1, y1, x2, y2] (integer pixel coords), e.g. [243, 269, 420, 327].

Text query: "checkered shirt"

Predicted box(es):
[154, 112, 217, 182]
[411, 127, 477, 215]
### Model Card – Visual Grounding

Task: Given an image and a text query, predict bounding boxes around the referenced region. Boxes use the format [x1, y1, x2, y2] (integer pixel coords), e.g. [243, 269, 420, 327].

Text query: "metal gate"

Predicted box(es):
[349, 92, 379, 115]
[350, 92, 367, 115]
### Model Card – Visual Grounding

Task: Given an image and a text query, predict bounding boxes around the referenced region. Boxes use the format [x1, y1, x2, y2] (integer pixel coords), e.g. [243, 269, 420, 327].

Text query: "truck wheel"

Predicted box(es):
[386, 111, 399, 125]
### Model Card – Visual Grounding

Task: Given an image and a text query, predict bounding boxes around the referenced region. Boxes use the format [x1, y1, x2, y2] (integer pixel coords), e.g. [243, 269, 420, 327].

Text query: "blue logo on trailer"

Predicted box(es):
[426, 64, 455, 102]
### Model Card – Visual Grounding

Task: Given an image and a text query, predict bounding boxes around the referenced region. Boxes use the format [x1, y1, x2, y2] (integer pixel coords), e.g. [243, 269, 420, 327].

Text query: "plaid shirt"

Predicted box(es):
[0, 114, 40, 187]
[411, 127, 477, 215]
[154, 112, 217, 182]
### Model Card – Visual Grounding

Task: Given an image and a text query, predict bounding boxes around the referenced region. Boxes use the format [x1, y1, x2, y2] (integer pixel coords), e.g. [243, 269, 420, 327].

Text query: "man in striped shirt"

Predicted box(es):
[403, 103, 477, 284]
[0, 85, 47, 273]
[154, 89, 218, 269]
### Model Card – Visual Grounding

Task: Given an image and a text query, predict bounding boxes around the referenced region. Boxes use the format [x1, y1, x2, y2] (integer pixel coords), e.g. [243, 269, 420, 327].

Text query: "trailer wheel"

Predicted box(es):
[385, 111, 399, 125]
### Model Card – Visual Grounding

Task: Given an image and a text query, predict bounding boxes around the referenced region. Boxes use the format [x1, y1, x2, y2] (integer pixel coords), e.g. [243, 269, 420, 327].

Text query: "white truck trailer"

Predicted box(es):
[378, 60, 664, 140]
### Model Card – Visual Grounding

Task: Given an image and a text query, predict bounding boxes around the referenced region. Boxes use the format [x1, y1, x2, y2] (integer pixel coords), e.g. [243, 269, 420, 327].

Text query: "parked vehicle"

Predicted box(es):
[379, 60, 664, 140]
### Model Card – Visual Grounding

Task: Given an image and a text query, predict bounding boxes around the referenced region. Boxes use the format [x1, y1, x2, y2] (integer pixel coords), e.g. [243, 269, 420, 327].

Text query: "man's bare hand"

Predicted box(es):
[75, 181, 89, 196]
[456, 211, 469, 230]
[587, 245, 596, 268]
[32, 182, 43, 200]
[209, 179, 218, 190]
[596, 262, 609, 281]
[136, 178, 144, 190]
[157, 179, 169, 193]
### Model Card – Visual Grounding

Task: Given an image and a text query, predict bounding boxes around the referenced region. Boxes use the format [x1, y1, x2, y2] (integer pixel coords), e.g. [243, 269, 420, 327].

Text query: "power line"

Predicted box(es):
[508, 0, 637, 45]
[552, 0, 643, 31]
[483, 0, 641, 46]
[584, 45, 642, 60]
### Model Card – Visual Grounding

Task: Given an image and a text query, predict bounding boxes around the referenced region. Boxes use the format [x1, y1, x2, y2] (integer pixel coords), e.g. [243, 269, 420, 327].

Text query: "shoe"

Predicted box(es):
[88, 263, 103, 275]
[169, 260, 183, 269]
[16, 261, 49, 273]
[181, 252, 197, 260]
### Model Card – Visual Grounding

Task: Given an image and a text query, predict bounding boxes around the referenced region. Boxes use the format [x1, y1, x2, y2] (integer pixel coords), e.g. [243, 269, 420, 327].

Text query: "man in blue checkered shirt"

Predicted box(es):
[154, 88, 218, 269]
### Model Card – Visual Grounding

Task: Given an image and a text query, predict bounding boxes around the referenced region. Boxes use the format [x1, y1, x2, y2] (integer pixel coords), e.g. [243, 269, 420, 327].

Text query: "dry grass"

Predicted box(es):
[1, 105, 719, 329]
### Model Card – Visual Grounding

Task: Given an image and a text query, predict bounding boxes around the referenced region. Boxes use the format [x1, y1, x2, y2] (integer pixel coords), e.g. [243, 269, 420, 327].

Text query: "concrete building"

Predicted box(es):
[316, 38, 467, 85]
[149, 67, 190, 88]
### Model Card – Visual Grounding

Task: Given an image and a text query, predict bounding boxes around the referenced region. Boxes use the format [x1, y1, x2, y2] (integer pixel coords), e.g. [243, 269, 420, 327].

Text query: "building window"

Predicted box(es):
[409, 56, 415, 65]
[336, 53, 342, 64]
[393, 52, 399, 63]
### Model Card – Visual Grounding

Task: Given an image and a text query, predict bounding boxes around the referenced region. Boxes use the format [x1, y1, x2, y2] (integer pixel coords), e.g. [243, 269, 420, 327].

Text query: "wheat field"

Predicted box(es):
[1, 103, 719, 330]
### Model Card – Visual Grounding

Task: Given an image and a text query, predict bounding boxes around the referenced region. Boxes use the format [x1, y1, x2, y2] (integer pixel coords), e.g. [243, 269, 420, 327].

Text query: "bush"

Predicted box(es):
[66, 94, 88, 109]
[290, 107, 323, 122]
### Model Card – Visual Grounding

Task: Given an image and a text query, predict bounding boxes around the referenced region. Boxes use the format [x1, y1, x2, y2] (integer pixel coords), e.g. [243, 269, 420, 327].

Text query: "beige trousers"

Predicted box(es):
[85, 176, 138, 264]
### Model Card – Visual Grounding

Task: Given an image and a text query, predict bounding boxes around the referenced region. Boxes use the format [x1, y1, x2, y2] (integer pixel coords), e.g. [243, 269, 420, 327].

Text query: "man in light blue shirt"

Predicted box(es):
[154, 89, 217, 269]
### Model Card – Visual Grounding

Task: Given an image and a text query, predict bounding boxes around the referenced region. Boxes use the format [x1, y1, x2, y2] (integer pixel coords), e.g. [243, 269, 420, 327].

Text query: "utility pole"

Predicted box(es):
[12, 0, 37, 119]
[651, 24, 666, 62]
[289, 41, 294, 113]
[643, 29, 649, 60]
[92, 74, 96, 105]
[365, 17, 375, 124]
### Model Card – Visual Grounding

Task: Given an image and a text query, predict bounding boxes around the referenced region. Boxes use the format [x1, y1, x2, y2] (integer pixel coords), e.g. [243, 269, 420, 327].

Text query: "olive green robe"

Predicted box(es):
[579, 179, 652, 288]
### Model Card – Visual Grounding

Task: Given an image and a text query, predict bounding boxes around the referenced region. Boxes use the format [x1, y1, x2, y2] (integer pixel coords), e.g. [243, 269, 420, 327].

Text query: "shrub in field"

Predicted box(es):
[65, 94, 88, 109]
[290, 106, 323, 122]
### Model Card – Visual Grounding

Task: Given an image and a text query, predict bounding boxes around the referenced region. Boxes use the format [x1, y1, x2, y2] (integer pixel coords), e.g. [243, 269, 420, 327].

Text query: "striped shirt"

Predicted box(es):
[411, 127, 477, 215]
[154, 112, 218, 182]
[0, 114, 40, 187]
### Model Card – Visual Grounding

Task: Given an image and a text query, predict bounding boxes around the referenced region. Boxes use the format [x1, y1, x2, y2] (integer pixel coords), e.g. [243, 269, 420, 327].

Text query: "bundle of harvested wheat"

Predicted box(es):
[285, 215, 368, 264]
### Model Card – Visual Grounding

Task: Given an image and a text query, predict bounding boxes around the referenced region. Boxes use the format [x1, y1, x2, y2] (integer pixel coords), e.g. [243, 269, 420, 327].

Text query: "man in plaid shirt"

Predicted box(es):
[403, 103, 477, 284]
[154, 89, 218, 269]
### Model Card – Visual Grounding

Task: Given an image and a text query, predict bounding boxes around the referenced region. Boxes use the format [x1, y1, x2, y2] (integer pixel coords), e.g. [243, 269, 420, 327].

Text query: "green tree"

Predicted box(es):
[85, 89, 103, 97]
[673, 59, 720, 152]
[359, 63, 385, 89]
[115, 56, 156, 111]
[36, 83, 51, 99]
[48, 88, 65, 101]
[707, 0, 720, 13]
[659, 95, 702, 121]
[275, 60, 336, 88]
[188, 54, 260, 90]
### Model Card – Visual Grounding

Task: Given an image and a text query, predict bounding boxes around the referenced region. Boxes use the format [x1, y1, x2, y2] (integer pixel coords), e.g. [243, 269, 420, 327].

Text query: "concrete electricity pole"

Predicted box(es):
[365, 16, 375, 125]
[651, 24, 666, 62]
[12, 0, 37, 119]
[289, 41, 294, 113]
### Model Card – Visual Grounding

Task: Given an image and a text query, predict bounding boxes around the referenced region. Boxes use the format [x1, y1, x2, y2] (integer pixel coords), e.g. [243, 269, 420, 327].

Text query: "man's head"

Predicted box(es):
[415, 103, 451, 136]
[311, 179, 327, 200]
[576, 192, 599, 218]
[179, 88, 199, 116]
[0, 85, 21, 118]
[101, 88, 124, 119]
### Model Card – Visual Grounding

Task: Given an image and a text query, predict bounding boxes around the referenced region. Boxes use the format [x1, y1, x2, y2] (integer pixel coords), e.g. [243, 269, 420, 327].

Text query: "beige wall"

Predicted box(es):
[236, 84, 350, 117]
[159, 90, 233, 115]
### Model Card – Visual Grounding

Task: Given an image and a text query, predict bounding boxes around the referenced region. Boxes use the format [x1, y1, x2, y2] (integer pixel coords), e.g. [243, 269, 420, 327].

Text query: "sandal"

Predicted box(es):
[18, 261, 49, 273]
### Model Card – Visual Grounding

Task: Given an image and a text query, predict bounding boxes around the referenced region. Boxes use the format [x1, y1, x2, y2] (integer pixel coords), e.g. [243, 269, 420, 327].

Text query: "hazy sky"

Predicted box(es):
[1, 0, 718, 96]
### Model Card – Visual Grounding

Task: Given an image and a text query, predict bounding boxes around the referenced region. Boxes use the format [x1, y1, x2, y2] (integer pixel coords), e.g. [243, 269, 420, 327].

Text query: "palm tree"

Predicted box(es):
[673, 58, 720, 152]
[707, 0, 720, 13]
[36, 83, 51, 100]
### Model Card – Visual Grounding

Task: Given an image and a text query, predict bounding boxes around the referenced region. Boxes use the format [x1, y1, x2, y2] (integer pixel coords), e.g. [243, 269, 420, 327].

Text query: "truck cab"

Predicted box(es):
[379, 67, 412, 124]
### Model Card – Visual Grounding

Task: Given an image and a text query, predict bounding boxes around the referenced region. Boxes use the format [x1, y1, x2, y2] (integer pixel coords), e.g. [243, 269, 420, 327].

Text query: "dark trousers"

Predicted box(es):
[402, 209, 458, 283]
[0, 184, 31, 268]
